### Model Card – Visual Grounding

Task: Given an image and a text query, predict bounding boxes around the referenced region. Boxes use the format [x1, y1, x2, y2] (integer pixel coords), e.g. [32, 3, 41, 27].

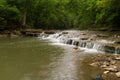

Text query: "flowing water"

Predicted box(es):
[0, 37, 102, 80]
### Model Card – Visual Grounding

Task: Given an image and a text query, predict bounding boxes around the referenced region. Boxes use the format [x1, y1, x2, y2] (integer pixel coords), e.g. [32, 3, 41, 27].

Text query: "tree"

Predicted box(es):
[0, 4, 20, 31]
[0, 0, 120, 30]
[6, 0, 35, 29]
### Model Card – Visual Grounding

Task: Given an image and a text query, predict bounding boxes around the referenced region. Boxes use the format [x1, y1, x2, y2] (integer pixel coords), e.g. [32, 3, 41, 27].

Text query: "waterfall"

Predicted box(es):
[115, 48, 120, 54]
[79, 42, 86, 48]
[38, 30, 120, 54]
[86, 42, 94, 49]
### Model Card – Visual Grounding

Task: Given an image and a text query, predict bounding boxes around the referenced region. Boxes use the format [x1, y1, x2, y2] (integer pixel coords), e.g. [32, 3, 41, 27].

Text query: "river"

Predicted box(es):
[0, 37, 102, 80]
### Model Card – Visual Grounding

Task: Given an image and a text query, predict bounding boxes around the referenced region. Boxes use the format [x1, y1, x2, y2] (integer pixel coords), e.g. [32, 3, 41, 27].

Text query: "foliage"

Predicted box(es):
[0, 4, 20, 30]
[0, 0, 120, 30]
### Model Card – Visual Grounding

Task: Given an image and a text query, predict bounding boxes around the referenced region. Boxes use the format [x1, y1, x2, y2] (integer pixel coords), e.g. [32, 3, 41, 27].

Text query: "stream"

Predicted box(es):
[0, 30, 119, 80]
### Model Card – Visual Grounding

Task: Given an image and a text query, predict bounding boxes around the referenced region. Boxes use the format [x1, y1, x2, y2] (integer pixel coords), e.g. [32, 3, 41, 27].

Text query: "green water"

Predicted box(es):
[0, 37, 103, 80]
[0, 37, 64, 80]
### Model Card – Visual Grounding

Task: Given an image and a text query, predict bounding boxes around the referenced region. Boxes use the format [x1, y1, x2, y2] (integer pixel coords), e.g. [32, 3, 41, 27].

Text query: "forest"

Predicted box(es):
[0, 0, 120, 31]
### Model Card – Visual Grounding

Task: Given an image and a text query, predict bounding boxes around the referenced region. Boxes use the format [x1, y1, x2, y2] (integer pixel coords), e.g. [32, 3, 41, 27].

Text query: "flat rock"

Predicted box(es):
[90, 62, 99, 67]
[115, 72, 120, 78]
[104, 67, 118, 72]
[115, 57, 120, 60]
[103, 71, 109, 74]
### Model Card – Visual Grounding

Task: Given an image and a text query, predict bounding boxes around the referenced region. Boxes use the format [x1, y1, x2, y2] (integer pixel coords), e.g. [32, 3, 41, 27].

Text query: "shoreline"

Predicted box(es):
[85, 53, 120, 80]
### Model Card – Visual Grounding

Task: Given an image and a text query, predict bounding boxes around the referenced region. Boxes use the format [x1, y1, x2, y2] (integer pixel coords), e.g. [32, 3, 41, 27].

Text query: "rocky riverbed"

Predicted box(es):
[38, 30, 120, 80]
[87, 53, 120, 80]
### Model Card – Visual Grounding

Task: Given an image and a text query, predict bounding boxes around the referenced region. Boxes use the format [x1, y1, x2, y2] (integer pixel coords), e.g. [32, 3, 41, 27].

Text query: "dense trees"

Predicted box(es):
[0, 1, 20, 31]
[0, 0, 120, 30]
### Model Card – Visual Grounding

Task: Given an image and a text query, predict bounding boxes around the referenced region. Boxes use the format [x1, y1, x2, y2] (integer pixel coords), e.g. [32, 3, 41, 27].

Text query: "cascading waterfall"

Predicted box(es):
[39, 30, 120, 54]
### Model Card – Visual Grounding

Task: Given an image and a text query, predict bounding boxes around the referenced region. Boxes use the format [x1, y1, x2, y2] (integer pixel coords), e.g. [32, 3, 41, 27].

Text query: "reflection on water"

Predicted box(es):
[50, 45, 79, 80]
[0, 37, 101, 80]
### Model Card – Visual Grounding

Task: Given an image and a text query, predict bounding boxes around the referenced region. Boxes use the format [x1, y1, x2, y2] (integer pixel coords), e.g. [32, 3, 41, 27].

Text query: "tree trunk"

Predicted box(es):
[22, 8, 27, 30]
[21, 0, 27, 30]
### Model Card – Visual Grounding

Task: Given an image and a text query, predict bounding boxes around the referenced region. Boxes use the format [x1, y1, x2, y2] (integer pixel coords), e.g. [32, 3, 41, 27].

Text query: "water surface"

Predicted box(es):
[0, 37, 64, 80]
[0, 37, 101, 80]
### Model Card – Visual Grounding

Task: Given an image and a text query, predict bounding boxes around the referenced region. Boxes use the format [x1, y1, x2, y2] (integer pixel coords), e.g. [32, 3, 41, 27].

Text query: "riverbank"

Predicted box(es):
[84, 53, 120, 80]
[0, 30, 21, 38]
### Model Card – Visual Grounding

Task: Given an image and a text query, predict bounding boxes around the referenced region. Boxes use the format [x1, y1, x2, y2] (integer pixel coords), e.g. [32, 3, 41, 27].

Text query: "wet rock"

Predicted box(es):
[81, 33, 86, 35]
[104, 46, 115, 53]
[73, 46, 79, 50]
[66, 39, 73, 45]
[73, 41, 79, 46]
[115, 41, 120, 44]
[80, 37, 89, 40]
[62, 32, 68, 34]
[115, 72, 120, 78]
[97, 34, 109, 38]
[92, 74, 103, 80]
[116, 48, 120, 54]
[44, 31, 55, 34]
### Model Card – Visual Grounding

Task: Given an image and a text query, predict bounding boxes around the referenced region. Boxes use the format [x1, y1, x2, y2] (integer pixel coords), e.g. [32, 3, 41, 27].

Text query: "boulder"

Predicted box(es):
[104, 66, 118, 72]
[90, 62, 99, 67]
[104, 46, 115, 53]
[115, 56, 120, 60]
[115, 72, 120, 78]
[110, 61, 116, 65]
[101, 64, 108, 68]
[103, 71, 109, 74]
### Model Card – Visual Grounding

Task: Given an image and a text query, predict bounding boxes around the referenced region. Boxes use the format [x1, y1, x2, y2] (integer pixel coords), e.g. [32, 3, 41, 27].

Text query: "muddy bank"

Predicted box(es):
[83, 53, 120, 80]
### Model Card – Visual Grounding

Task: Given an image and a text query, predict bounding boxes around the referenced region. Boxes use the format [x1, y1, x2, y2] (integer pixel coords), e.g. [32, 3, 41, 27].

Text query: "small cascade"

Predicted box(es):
[39, 30, 120, 54]
[73, 41, 79, 46]
[79, 42, 86, 48]
[93, 44, 105, 52]
[85, 42, 94, 49]
[115, 48, 120, 54]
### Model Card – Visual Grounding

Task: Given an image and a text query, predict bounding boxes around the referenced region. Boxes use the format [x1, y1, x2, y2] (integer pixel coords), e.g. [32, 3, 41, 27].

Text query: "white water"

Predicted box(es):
[38, 30, 101, 54]
[41, 30, 120, 54]
[96, 40, 115, 44]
